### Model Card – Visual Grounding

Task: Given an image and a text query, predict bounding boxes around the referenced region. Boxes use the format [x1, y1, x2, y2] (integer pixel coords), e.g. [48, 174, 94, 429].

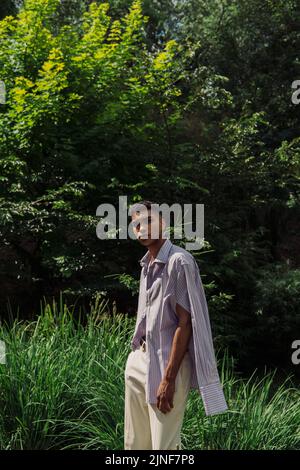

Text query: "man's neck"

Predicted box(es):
[148, 238, 167, 263]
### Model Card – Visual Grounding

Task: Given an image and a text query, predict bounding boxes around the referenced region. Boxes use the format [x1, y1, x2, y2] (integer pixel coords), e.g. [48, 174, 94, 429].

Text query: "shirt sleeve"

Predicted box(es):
[182, 258, 229, 416]
[175, 259, 191, 314]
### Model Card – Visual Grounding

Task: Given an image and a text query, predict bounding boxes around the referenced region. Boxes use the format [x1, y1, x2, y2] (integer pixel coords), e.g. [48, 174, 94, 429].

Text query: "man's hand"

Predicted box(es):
[155, 303, 192, 414]
[156, 378, 176, 413]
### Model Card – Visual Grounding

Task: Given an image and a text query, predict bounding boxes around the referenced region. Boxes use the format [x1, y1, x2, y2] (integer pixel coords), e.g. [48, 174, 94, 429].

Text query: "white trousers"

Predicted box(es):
[124, 345, 192, 450]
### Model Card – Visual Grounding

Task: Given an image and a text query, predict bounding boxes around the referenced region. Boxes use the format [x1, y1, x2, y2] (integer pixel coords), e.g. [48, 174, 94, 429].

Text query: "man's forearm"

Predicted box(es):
[163, 321, 192, 382]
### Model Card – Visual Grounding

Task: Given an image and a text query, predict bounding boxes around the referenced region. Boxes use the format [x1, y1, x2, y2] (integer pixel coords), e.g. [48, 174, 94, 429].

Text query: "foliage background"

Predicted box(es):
[0, 0, 299, 375]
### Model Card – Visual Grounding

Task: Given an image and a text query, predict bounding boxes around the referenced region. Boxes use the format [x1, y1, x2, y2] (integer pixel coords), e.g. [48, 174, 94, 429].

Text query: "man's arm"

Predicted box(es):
[156, 303, 192, 414]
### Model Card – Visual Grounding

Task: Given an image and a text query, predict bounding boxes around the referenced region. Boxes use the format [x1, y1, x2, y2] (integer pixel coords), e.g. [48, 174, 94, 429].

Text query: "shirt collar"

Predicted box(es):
[139, 238, 173, 267]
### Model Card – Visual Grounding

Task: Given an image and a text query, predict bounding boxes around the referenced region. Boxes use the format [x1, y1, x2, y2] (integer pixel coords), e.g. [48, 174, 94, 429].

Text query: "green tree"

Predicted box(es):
[0, 0, 183, 315]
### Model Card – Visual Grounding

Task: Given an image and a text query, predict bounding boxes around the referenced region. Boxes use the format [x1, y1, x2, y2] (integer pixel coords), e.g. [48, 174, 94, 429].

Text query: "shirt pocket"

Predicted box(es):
[146, 279, 163, 333]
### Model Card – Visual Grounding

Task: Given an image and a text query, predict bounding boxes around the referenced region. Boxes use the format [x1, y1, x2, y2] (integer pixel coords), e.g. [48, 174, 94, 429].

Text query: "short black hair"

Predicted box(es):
[129, 200, 162, 218]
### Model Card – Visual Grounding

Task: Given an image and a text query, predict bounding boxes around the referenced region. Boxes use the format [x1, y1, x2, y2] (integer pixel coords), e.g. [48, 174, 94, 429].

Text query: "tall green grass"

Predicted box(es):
[0, 295, 299, 450]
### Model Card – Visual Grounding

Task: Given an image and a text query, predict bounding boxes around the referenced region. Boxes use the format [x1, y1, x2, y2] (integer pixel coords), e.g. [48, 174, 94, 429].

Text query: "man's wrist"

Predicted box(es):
[163, 371, 176, 382]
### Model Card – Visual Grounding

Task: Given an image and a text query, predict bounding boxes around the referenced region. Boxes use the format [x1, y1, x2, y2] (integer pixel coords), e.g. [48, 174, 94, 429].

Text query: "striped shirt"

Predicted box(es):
[130, 237, 228, 416]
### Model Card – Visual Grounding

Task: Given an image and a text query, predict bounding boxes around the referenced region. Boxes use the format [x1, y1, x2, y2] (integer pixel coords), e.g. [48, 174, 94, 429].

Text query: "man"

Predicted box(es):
[124, 200, 228, 450]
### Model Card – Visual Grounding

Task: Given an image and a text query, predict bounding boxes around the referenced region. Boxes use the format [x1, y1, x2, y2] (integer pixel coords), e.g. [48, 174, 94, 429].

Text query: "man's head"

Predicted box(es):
[129, 200, 166, 247]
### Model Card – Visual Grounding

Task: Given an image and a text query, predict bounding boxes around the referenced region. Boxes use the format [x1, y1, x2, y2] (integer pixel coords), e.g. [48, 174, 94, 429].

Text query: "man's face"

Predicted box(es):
[131, 209, 164, 246]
